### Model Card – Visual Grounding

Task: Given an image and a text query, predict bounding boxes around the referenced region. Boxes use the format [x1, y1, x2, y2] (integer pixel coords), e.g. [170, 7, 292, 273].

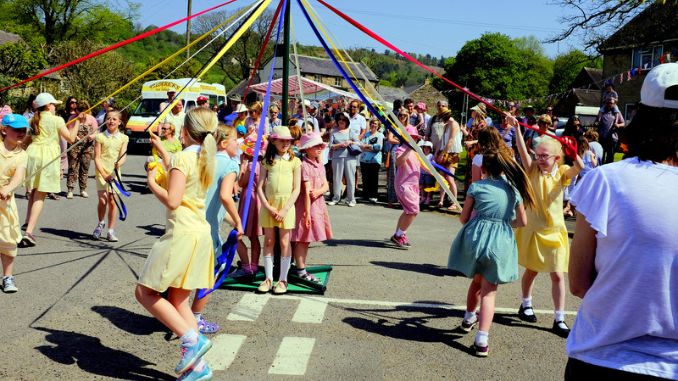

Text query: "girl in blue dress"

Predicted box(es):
[448, 147, 535, 358]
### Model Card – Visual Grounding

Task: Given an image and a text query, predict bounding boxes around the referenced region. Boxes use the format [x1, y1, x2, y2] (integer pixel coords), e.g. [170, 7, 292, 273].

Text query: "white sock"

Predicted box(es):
[108, 228, 115, 235]
[279, 256, 292, 282]
[464, 310, 477, 322]
[554, 310, 565, 322]
[297, 267, 307, 276]
[522, 297, 533, 309]
[98, 220, 105, 226]
[475, 330, 489, 346]
[180, 329, 198, 346]
[395, 228, 405, 237]
[264, 256, 273, 280]
[193, 312, 202, 321]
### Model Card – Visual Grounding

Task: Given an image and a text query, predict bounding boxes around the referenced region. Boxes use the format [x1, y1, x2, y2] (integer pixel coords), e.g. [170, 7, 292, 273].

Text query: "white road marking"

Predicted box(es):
[227, 293, 270, 321]
[268, 337, 316, 375]
[276, 294, 578, 316]
[203, 334, 246, 371]
[291, 298, 328, 324]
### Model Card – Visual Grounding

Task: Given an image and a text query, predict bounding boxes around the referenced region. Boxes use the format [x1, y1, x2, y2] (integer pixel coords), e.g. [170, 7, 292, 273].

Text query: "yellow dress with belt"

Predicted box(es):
[516, 164, 571, 273]
[0, 146, 27, 257]
[95, 131, 129, 192]
[137, 147, 214, 291]
[25, 112, 64, 193]
[259, 154, 301, 230]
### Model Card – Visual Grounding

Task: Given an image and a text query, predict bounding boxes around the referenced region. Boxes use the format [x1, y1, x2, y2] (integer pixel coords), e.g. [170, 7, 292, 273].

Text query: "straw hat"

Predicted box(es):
[299, 132, 326, 150]
[470, 103, 487, 117]
[234, 104, 248, 113]
[269, 125, 294, 140]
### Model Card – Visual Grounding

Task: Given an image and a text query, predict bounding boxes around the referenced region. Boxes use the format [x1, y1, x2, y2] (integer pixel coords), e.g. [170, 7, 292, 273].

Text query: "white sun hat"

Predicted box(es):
[640, 63, 678, 109]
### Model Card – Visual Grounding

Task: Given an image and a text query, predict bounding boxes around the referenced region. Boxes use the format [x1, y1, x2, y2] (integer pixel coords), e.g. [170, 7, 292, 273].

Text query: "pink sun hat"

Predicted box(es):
[299, 132, 327, 150]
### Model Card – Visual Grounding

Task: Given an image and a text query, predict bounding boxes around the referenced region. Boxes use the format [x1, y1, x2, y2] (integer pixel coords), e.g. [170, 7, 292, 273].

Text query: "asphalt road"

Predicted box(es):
[1, 154, 580, 380]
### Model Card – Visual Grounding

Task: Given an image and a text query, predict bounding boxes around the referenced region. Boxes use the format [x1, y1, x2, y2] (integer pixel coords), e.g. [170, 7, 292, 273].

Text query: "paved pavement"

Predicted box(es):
[1, 154, 581, 380]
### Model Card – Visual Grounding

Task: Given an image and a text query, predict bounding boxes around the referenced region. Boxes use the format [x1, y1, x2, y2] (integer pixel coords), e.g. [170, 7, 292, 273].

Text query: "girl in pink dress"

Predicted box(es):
[390, 126, 425, 249]
[235, 136, 266, 276]
[291, 132, 332, 283]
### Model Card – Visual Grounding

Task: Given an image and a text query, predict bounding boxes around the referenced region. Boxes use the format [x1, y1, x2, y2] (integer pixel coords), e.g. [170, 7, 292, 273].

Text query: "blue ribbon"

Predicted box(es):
[197, 0, 287, 299]
[429, 159, 463, 181]
[107, 180, 129, 221]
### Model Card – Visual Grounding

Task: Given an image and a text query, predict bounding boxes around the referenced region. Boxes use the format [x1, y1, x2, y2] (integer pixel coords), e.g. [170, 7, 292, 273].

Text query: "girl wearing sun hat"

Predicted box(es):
[256, 125, 302, 294]
[21, 93, 79, 247]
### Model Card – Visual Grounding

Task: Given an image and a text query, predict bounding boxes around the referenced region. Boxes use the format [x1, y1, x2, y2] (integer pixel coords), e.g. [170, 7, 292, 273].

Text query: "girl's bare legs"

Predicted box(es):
[550, 271, 566, 311]
[135, 285, 195, 336]
[293, 242, 310, 270]
[478, 277, 498, 333]
[465, 274, 482, 314]
[1, 254, 15, 276]
[521, 269, 538, 299]
[97, 190, 107, 222]
[25, 190, 46, 234]
[107, 193, 117, 230]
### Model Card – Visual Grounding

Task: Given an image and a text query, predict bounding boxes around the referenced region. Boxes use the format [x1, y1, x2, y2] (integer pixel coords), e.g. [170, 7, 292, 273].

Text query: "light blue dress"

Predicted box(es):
[205, 152, 240, 252]
[447, 177, 522, 284]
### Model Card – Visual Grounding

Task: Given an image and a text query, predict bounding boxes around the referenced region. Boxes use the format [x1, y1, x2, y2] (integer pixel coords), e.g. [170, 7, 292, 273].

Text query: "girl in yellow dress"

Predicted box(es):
[0, 114, 29, 293]
[256, 126, 301, 295]
[511, 115, 583, 338]
[135, 107, 216, 380]
[92, 111, 128, 242]
[22, 93, 79, 247]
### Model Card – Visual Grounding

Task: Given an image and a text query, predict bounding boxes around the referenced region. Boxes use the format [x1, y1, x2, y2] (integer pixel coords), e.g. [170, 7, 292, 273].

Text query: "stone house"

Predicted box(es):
[598, 1, 678, 121]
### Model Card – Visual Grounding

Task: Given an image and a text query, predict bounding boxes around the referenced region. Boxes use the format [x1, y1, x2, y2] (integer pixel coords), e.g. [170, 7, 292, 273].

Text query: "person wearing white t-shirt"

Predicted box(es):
[567, 63, 678, 380]
[348, 100, 367, 140]
[162, 101, 185, 140]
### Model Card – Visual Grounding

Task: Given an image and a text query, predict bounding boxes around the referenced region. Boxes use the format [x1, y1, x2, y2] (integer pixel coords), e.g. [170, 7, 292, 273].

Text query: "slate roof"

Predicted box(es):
[571, 89, 601, 106]
[599, 2, 678, 52]
[272, 55, 378, 82]
[378, 85, 409, 103]
[571, 67, 603, 90]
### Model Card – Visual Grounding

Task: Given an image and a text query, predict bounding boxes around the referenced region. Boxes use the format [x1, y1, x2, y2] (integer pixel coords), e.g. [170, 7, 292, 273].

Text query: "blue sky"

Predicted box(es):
[133, 0, 582, 59]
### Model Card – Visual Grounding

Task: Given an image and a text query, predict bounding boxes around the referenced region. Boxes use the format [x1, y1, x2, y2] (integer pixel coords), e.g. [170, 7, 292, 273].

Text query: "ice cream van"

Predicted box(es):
[125, 78, 226, 146]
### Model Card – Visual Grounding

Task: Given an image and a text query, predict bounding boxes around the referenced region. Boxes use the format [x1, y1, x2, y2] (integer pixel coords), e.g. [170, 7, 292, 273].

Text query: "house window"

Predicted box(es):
[632, 45, 663, 70]
[334, 77, 342, 87]
[314, 75, 322, 83]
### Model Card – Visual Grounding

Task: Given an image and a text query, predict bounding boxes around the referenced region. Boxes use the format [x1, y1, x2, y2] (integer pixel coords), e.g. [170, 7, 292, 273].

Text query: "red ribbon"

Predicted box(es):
[0, 0, 239, 93]
[316, 0, 576, 158]
[242, 0, 284, 97]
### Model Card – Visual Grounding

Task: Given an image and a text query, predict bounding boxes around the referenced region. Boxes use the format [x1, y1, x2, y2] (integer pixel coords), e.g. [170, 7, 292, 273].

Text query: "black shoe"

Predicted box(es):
[459, 318, 478, 333]
[518, 304, 538, 323]
[552, 320, 571, 338]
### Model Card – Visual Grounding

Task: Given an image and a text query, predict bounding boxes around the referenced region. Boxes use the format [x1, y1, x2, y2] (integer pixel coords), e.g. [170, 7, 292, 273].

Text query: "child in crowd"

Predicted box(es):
[136, 107, 217, 380]
[418, 140, 435, 206]
[448, 149, 535, 357]
[291, 132, 332, 283]
[512, 116, 583, 338]
[390, 126, 425, 248]
[288, 123, 303, 158]
[92, 110, 128, 242]
[0, 115, 29, 293]
[583, 129, 603, 164]
[563, 135, 598, 218]
[190, 124, 243, 335]
[256, 126, 301, 294]
[235, 135, 265, 277]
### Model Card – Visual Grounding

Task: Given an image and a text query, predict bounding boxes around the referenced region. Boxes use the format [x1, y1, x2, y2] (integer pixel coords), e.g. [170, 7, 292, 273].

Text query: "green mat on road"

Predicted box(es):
[220, 265, 332, 294]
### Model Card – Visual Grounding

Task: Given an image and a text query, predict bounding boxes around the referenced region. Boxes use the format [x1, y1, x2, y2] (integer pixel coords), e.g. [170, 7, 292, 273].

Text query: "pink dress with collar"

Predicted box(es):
[291, 157, 333, 243]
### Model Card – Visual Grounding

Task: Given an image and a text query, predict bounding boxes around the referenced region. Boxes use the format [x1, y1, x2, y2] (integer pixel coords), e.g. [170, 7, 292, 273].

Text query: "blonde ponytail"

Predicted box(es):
[184, 107, 218, 192]
[199, 133, 216, 191]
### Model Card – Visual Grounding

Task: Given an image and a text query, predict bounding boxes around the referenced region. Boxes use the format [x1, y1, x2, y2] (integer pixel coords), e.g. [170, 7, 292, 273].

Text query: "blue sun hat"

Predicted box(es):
[1, 113, 29, 129]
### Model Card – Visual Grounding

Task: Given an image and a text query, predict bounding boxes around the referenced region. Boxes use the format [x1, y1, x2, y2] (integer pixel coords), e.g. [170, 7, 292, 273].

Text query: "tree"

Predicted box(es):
[443, 33, 553, 102]
[545, 0, 675, 51]
[549, 50, 602, 94]
[0, 42, 47, 81]
[191, 7, 274, 84]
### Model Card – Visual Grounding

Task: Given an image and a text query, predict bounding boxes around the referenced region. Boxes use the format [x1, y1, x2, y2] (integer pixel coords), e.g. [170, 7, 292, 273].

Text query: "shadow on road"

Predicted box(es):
[125, 180, 151, 194]
[34, 327, 173, 380]
[40, 227, 95, 241]
[341, 304, 472, 355]
[137, 224, 165, 237]
[324, 238, 391, 249]
[492, 313, 557, 334]
[370, 261, 461, 277]
[92, 306, 170, 337]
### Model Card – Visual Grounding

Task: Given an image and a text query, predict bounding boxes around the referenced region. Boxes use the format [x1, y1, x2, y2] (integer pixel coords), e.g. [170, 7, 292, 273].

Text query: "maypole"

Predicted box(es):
[282, 0, 291, 124]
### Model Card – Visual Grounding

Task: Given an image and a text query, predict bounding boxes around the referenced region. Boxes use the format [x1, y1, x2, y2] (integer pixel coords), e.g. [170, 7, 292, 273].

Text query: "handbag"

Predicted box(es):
[348, 143, 362, 156]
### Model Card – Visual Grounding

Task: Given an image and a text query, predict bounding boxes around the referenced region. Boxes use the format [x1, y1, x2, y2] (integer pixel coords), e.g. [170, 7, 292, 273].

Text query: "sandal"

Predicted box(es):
[299, 272, 321, 284]
[447, 204, 463, 214]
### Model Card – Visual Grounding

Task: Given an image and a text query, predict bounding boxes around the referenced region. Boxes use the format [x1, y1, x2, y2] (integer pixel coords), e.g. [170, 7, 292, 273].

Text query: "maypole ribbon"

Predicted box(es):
[298, 0, 460, 208]
[196, 0, 282, 299]
[0, 0, 240, 93]
[315, 0, 577, 157]
[242, 0, 285, 96]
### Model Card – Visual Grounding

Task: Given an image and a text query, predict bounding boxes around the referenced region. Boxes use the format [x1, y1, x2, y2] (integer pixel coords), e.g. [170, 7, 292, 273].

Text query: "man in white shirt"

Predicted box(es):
[162, 101, 185, 140]
[348, 100, 367, 139]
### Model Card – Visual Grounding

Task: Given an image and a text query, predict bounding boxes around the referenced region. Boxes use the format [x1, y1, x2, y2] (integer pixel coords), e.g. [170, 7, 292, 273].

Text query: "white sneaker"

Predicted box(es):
[107, 231, 119, 242]
[327, 200, 338, 206]
[347, 201, 357, 207]
[2, 276, 18, 293]
[81, 191, 89, 198]
[66, 191, 74, 199]
[368, 198, 378, 203]
[92, 223, 105, 240]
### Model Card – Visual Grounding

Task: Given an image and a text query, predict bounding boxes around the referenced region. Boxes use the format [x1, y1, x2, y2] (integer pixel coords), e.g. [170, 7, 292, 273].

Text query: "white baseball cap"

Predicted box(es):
[640, 63, 678, 109]
[34, 93, 62, 108]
